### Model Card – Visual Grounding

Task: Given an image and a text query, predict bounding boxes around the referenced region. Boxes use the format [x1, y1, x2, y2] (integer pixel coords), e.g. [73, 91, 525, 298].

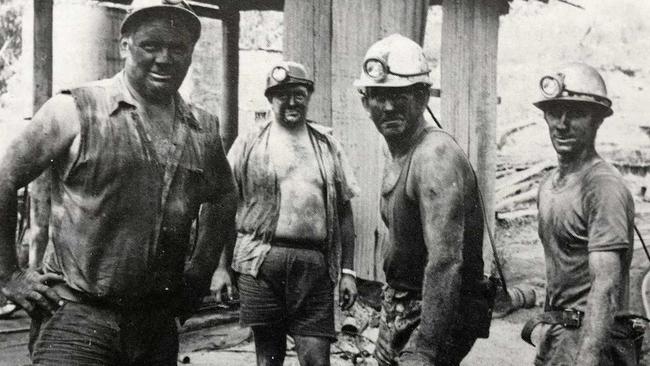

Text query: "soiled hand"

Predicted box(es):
[339, 273, 357, 311]
[211, 267, 235, 303]
[0, 269, 64, 316]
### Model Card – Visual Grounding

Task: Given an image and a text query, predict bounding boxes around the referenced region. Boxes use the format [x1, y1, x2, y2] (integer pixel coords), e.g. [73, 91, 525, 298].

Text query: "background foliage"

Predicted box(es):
[0, 0, 22, 99]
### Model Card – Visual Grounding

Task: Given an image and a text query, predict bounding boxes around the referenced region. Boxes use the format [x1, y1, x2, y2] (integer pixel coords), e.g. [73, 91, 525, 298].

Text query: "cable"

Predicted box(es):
[634, 224, 650, 262]
[426, 106, 443, 129]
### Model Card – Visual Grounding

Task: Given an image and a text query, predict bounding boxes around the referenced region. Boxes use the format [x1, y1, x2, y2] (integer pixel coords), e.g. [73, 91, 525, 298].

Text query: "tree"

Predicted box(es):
[0, 0, 22, 97]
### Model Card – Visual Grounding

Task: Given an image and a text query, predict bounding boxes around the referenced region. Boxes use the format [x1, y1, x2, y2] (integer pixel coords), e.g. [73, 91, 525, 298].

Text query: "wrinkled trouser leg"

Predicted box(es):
[534, 324, 639, 366]
[373, 287, 421, 366]
[373, 285, 478, 366]
[30, 301, 178, 366]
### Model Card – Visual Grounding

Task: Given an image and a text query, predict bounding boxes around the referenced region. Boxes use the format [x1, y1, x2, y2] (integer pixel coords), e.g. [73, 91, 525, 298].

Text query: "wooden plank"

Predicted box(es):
[495, 159, 554, 192]
[331, 0, 427, 281]
[440, 0, 499, 273]
[496, 208, 538, 221]
[220, 4, 239, 151]
[33, 0, 53, 112]
[283, 0, 332, 126]
[495, 189, 537, 212]
[495, 179, 536, 202]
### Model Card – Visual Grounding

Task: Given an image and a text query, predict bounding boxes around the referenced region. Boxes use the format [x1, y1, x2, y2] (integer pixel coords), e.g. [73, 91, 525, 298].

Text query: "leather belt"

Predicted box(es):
[50, 282, 176, 311]
[521, 309, 584, 346]
[271, 237, 325, 251]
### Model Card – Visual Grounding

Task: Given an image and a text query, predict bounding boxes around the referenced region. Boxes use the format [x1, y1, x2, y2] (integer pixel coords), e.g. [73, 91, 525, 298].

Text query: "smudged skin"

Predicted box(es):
[244, 84, 357, 366]
[0, 17, 236, 320]
[0, 94, 76, 316]
[543, 103, 624, 366]
[363, 85, 480, 365]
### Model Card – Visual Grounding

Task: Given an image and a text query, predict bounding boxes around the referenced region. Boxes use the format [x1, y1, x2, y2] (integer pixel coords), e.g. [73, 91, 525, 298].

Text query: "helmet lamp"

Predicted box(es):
[364, 58, 388, 82]
[271, 66, 289, 83]
[540, 75, 563, 98]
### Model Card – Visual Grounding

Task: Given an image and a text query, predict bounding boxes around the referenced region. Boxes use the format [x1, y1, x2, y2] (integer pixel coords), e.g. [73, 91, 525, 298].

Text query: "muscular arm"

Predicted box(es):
[0, 95, 78, 313]
[401, 142, 467, 365]
[575, 250, 624, 366]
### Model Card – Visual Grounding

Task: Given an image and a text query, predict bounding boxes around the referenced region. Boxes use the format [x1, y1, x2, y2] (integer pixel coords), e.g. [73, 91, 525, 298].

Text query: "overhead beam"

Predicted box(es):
[190, 4, 222, 19]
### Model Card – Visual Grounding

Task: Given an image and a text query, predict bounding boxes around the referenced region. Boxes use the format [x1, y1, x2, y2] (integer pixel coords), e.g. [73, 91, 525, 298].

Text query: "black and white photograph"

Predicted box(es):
[1, 0, 649, 365]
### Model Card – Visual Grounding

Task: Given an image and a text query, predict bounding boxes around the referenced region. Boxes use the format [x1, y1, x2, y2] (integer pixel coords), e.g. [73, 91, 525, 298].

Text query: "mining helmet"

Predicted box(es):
[121, 0, 201, 43]
[354, 34, 432, 89]
[264, 61, 314, 98]
[533, 63, 613, 117]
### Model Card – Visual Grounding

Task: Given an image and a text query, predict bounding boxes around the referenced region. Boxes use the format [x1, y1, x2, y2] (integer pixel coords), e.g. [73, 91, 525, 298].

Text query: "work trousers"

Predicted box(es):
[29, 300, 179, 366]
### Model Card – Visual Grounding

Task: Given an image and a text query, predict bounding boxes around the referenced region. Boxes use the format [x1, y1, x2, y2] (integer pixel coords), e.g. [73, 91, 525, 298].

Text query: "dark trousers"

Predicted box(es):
[29, 301, 179, 366]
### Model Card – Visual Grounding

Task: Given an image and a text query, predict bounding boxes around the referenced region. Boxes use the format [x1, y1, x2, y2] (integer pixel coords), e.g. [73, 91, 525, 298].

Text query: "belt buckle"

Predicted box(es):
[562, 308, 582, 329]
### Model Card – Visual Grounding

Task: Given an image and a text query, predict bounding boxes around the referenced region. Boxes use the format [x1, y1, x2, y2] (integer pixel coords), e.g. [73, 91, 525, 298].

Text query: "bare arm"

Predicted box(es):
[575, 250, 624, 366]
[401, 144, 466, 365]
[0, 94, 78, 314]
[338, 200, 357, 310]
[339, 201, 355, 271]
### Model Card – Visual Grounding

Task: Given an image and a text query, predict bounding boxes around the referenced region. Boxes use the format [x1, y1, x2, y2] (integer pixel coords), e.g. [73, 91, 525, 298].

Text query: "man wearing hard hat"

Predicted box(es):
[0, 0, 237, 364]
[522, 63, 645, 365]
[227, 61, 359, 365]
[355, 34, 492, 366]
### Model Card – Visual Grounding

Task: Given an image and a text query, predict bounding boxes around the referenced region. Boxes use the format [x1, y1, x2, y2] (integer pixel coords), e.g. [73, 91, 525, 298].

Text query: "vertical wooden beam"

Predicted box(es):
[33, 0, 53, 112]
[283, 0, 332, 126]
[441, 0, 499, 273]
[331, 0, 428, 281]
[221, 3, 240, 152]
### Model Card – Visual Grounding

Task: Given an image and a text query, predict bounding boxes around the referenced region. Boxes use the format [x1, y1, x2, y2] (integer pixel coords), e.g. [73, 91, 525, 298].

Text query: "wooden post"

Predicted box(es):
[33, 0, 53, 112]
[441, 0, 500, 273]
[283, 0, 333, 126]
[221, 3, 240, 152]
[330, 0, 428, 281]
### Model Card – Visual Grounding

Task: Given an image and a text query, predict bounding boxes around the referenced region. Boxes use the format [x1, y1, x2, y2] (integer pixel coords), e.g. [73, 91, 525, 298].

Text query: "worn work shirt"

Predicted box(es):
[227, 121, 359, 283]
[538, 158, 634, 313]
[42, 72, 235, 306]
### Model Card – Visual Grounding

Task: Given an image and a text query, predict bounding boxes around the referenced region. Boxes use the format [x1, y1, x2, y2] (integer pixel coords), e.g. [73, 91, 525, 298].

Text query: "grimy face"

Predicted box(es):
[543, 102, 604, 159]
[362, 86, 429, 143]
[269, 85, 311, 128]
[120, 16, 195, 102]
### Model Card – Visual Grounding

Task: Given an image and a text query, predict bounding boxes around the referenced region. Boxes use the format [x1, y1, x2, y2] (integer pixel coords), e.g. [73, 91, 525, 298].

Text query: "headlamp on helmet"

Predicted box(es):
[354, 34, 433, 89]
[264, 61, 314, 98]
[538, 73, 611, 107]
[362, 57, 431, 83]
[533, 63, 614, 117]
